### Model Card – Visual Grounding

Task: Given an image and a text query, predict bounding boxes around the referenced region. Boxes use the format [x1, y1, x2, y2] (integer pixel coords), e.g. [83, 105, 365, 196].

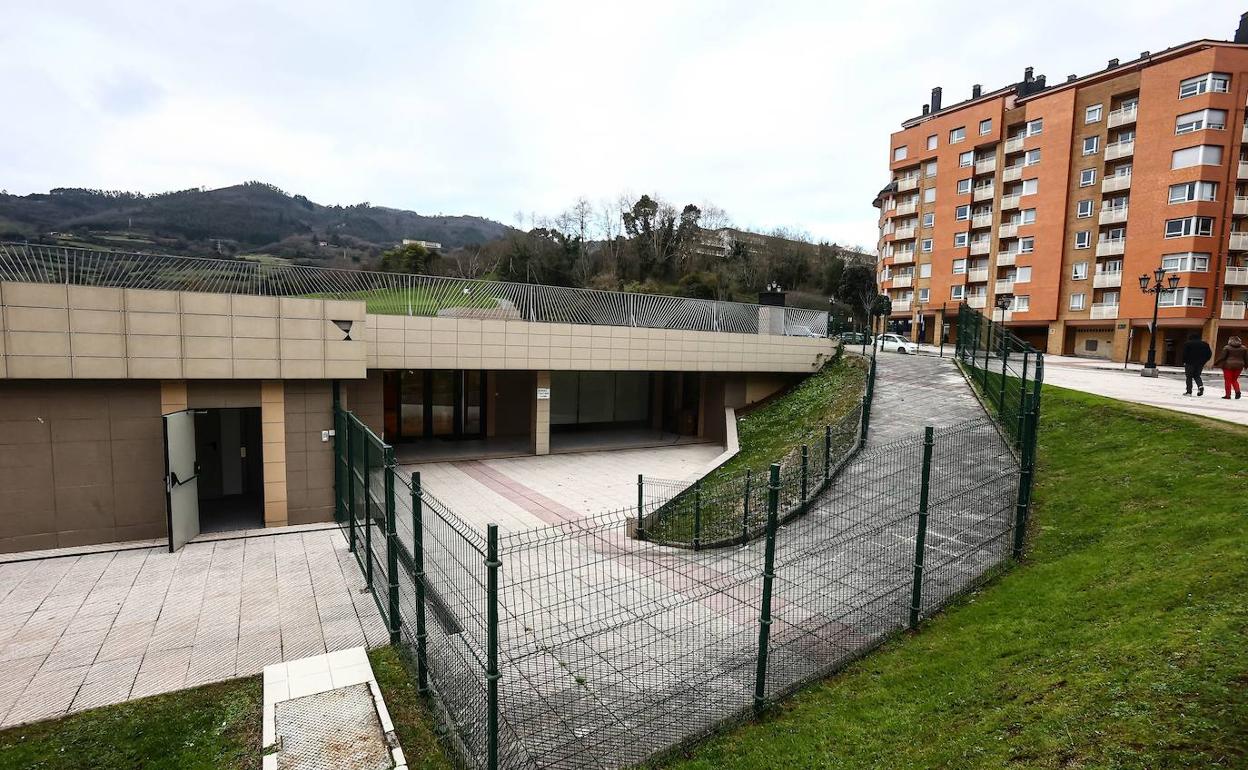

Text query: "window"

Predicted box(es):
[927, 134, 938, 150]
[1085, 104, 1102, 123]
[923, 187, 936, 203]
[1076, 200, 1094, 218]
[924, 160, 937, 177]
[1015, 266, 1032, 283]
[1013, 295, 1030, 312]
[959, 150, 973, 167]
[1082, 136, 1100, 155]
[952, 258, 967, 274]
[1019, 237, 1035, 253]
[919, 263, 932, 278]
[1101, 259, 1122, 274]
[1079, 168, 1096, 187]
[957, 178, 972, 194]
[1019, 208, 1037, 225]
[921, 238, 933, 253]
[1178, 72, 1230, 99]
[1161, 252, 1212, 272]
[893, 146, 908, 161]
[1105, 226, 1126, 242]
[1164, 216, 1215, 238]
[1171, 145, 1223, 169]
[950, 126, 966, 143]
[922, 212, 935, 228]
[1075, 231, 1090, 249]
[1176, 108, 1227, 134]
[1026, 118, 1043, 136]
[979, 118, 993, 135]
[1021, 178, 1039, 195]
[955, 205, 970, 221]
[1024, 148, 1041, 166]
[1072, 262, 1088, 280]
[1159, 287, 1207, 307]
[918, 288, 930, 303]
[954, 232, 969, 247]
[1168, 181, 1218, 203]
[950, 285, 965, 299]
[1070, 292, 1086, 310]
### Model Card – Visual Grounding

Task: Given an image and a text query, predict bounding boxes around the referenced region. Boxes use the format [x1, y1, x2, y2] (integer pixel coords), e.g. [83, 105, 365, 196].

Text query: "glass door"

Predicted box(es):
[400, 372, 425, 439]
[430, 370, 457, 437]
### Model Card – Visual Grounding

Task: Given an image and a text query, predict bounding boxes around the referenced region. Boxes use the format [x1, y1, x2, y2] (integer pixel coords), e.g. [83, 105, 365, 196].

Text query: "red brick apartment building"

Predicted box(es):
[874, 14, 1248, 363]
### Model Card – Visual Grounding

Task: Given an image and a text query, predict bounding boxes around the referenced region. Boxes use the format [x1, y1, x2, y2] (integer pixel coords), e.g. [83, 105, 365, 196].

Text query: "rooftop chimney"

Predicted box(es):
[1108, 58, 1119, 68]
[1024, 66, 1034, 82]
[1035, 74, 1047, 90]
[1140, 51, 1150, 58]
[930, 86, 943, 112]
[1067, 74, 1077, 83]
[922, 104, 930, 116]
[972, 84, 982, 98]
[1236, 12, 1248, 43]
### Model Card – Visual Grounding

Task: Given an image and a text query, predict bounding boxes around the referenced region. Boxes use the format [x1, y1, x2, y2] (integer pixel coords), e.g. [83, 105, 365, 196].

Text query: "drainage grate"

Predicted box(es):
[274, 683, 394, 770]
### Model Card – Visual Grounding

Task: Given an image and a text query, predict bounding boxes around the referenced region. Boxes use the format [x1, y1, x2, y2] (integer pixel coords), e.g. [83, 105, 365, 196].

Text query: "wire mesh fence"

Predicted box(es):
[954, 302, 1044, 449]
[0, 241, 827, 336]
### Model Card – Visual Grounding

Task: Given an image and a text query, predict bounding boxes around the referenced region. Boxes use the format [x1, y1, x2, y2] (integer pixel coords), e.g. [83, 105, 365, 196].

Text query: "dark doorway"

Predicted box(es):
[661, 373, 701, 436]
[193, 407, 264, 533]
[384, 370, 487, 442]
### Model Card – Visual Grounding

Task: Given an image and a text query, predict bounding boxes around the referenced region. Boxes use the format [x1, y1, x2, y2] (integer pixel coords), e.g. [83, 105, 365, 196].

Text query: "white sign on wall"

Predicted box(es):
[536, 387, 551, 400]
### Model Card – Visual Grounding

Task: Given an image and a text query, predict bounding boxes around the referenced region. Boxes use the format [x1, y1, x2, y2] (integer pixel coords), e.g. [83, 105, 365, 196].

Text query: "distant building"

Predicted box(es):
[402, 239, 442, 250]
[693, 227, 870, 264]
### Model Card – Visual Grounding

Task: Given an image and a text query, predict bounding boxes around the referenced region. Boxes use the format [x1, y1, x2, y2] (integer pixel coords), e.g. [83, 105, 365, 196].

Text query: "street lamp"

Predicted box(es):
[1138, 267, 1181, 377]
[995, 292, 1012, 321]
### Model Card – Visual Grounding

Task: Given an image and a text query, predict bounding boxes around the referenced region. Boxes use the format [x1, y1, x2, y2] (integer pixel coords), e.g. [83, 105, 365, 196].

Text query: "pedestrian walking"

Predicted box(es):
[1181, 332, 1212, 396]
[1212, 335, 1247, 400]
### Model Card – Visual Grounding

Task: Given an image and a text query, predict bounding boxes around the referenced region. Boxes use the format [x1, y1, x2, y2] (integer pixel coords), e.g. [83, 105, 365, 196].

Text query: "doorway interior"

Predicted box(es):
[193, 407, 264, 533]
[383, 370, 485, 442]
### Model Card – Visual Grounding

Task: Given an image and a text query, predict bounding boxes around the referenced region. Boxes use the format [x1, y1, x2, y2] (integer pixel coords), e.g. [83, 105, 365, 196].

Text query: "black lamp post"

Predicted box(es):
[1138, 267, 1181, 377]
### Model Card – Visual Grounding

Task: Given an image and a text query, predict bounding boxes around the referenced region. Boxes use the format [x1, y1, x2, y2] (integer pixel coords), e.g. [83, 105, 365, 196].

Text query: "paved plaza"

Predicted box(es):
[0, 529, 386, 727]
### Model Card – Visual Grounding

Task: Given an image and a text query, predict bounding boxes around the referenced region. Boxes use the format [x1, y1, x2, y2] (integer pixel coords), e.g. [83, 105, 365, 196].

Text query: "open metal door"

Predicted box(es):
[163, 409, 200, 552]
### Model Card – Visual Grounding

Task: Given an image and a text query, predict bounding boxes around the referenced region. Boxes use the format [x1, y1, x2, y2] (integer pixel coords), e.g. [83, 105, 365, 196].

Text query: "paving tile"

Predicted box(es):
[3, 665, 89, 726]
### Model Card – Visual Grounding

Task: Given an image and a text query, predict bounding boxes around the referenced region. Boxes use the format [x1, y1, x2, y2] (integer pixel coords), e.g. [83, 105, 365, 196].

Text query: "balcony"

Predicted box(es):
[1004, 136, 1024, 153]
[971, 213, 993, 228]
[1235, 197, 1248, 216]
[969, 240, 991, 256]
[1095, 238, 1126, 257]
[896, 202, 917, 216]
[1093, 270, 1123, 288]
[1001, 165, 1023, 182]
[893, 251, 915, 264]
[1223, 301, 1247, 320]
[1107, 104, 1137, 128]
[892, 300, 913, 313]
[893, 225, 916, 240]
[996, 251, 1017, 266]
[897, 176, 920, 192]
[1104, 139, 1135, 161]
[1231, 232, 1248, 252]
[966, 295, 987, 309]
[995, 278, 1015, 294]
[1099, 206, 1129, 225]
[999, 223, 1018, 238]
[1240, 161, 1248, 180]
[1102, 174, 1132, 193]
[973, 185, 995, 202]
[1226, 266, 1248, 285]
[892, 274, 913, 288]
[967, 268, 990, 283]
[974, 158, 997, 174]
[1000, 193, 1021, 211]
[1090, 303, 1119, 320]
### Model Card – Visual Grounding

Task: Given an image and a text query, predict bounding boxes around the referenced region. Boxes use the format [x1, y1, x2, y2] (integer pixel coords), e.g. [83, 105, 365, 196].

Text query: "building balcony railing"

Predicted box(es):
[971, 213, 994, 228]
[893, 226, 916, 240]
[995, 278, 1015, 294]
[897, 176, 920, 191]
[1235, 197, 1248, 216]
[1093, 270, 1123, 288]
[896, 202, 918, 216]
[1222, 301, 1246, 320]
[974, 158, 997, 174]
[1231, 232, 1248, 252]
[966, 295, 987, 309]
[1099, 206, 1129, 225]
[892, 300, 912, 313]
[1095, 238, 1126, 257]
[1239, 161, 1248, 180]
[1090, 303, 1119, 320]
[996, 252, 1017, 266]
[1001, 165, 1023, 182]
[972, 185, 995, 202]
[1226, 266, 1248, 286]
[998, 222, 1019, 238]
[1101, 174, 1132, 193]
[1107, 104, 1137, 128]
[1104, 140, 1135, 161]
[892, 251, 915, 264]
[1000, 193, 1022, 211]
[969, 240, 991, 255]
[1004, 136, 1024, 153]
[966, 268, 990, 283]
[892, 274, 913, 288]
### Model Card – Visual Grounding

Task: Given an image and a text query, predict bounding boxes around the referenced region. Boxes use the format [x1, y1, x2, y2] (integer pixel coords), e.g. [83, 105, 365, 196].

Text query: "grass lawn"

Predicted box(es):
[0, 647, 452, 770]
[657, 385, 1248, 769]
[304, 286, 501, 315]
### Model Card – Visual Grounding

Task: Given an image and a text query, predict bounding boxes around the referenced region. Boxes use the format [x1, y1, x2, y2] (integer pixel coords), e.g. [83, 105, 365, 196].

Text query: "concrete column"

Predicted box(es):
[531, 371, 551, 456]
[1046, 320, 1066, 356]
[260, 380, 288, 527]
[1112, 323, 1133, 363]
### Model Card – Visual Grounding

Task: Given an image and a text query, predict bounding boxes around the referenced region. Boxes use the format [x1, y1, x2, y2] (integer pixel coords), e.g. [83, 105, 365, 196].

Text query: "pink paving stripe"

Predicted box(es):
[454, 461, 583, 526]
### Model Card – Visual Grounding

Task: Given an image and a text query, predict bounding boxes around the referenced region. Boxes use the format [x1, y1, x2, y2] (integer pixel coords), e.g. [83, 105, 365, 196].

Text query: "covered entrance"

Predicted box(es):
[383, 370, 485, 442]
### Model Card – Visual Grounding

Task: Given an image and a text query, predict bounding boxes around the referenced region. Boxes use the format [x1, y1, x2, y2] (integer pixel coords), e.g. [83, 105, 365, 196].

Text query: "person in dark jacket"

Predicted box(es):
[1213, 335, 1247, 400]
[1181, 332, 1213, 396]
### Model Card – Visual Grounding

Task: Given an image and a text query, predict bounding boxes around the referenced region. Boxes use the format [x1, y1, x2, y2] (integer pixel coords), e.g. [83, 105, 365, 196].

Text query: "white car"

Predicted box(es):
[786, 325, 826, 338]
[876, 333, 919, 354]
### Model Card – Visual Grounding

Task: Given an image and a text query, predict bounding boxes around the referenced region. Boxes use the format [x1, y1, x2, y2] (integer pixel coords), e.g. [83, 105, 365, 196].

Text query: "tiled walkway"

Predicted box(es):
[0, 529, 387, 727]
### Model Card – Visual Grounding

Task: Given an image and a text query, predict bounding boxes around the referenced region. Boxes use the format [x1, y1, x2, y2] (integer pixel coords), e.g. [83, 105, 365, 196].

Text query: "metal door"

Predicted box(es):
[163, 409, 200, 552]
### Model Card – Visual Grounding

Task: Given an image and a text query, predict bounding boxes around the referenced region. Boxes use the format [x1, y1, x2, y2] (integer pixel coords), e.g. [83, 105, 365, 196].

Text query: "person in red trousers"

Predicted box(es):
[1213, 335, 1246, 400]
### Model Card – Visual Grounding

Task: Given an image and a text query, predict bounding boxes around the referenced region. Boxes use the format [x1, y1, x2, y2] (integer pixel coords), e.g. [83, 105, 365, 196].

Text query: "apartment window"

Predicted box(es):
[1072, 262, 1088, 280]
[954, 232, 969, 247]
[924, 160, 937, 177]
[893, 146, 908, 161]
[1101, 259, 1122, 274]
[918, 288, 930, 303]
[1015, 266, 1032, 283]
[1168, 181, 1218, 203]
[919, 263, 932, 278]
[1159, 287, 1207, 307]
[1019, 208, 1036, 225]
[1164, 216, 1215, 238]
[1082, 136, 1100, 155]
[922, 212, 935, 228]
[1075, 231, 1090, 249]
[1019, 237, 1035, 253]
[1021, 178, 1039, 195]
[1085, 104, 1102, 123]
[955, 205, 970, 221]
[1171, 145, 1223, 169]
[957, 178, 972, 194]
[1178, 72, 1230, 99]
[1025, 118, 1043, 136]
[979, 118, 992, 135]
[927, 134, 938, 150]
[1024, 148, 1041, 166]
[923, 187, 936, 203]
[1106, 195, 1128, 210]
[1079, 168, 1096, 187]
[1076, 200, 1094, 218]
[959, 150, 973, 167]
[950, 285, 965, 299]
[1176, 108, 1228, 134]
[1161, 252, 1211, 272]
[950, 126, 966, 143]
[921, 238, 933, 253]
[1013, 295, 1030, 312]
[953, 258, 967, 274]
[1070, 292, 1086, 310]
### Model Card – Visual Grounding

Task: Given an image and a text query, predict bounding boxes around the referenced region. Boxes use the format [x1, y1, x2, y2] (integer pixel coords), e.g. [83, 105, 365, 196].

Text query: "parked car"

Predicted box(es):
[786, 325, 826, 338]
[876, 333, 919, 354]
[837, 330, 870, 345]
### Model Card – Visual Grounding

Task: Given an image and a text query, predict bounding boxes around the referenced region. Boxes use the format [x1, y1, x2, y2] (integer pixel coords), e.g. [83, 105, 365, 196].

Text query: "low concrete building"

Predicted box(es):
[0, 244, 834, 553]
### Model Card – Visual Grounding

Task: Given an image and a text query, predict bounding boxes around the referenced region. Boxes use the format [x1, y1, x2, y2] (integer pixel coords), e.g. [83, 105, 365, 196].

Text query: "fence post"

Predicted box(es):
[742, 469, 752, 542]
[1016, 350, 1030, 446]
[346, 421, 357, 554]
[363, 441, 373, 589]
[753, 463, 781, 717]
[981, 316, 992, 391]
[384, 447, 401, 646]
[411, 472, 430, 695]
[636, 474, 646, 542]
[909, 427, 935, 630]
[692, 480, 703, 551]
[800, 445, 809, 502]
[997, 334, 1010, 418]
[823, 425, 832, 481]
[485, 524, 501, 770]
[1012, 394, 1038, 559]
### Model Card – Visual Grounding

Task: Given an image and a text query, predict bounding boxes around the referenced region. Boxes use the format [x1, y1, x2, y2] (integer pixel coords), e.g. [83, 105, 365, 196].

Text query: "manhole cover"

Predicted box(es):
[274, 683, 394, 770]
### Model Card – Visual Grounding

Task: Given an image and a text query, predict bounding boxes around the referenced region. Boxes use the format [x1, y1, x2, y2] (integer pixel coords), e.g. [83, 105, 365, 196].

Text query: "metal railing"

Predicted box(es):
[0, 242, 828, 337]
[954, 302, 1044, 451]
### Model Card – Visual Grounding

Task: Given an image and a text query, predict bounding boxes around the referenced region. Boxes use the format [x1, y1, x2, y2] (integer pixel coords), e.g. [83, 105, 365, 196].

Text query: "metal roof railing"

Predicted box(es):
[0, 242, 829, 336]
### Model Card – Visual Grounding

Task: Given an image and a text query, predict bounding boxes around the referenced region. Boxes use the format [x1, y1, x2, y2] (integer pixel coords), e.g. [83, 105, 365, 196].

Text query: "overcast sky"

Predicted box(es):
[2, 1, 1242, 248]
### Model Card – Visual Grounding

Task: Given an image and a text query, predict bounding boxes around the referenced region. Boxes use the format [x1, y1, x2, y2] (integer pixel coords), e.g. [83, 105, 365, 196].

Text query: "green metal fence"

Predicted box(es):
[954, 302, 1044, 451]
